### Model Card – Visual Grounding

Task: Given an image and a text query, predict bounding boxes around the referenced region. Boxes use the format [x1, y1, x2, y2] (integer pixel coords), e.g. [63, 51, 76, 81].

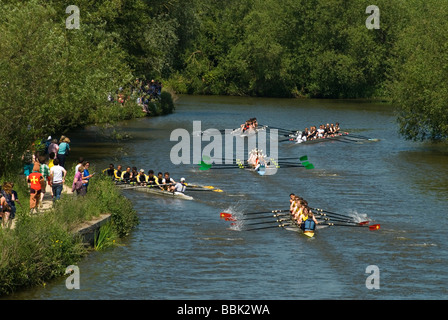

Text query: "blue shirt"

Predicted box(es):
[83, 169, 90, 186]
[58, 142, 70, 155]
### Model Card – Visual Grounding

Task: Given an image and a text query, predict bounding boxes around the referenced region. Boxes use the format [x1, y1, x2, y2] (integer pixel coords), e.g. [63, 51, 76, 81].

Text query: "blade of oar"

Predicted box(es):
[323, 222, 381, 230]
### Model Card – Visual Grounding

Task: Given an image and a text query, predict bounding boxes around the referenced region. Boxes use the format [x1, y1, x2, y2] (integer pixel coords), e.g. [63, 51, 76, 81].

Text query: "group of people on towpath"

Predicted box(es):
[0, 135, 96, 229]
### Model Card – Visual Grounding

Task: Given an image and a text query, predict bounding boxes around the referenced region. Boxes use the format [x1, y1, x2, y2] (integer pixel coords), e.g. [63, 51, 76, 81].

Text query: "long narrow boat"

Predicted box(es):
[288, 132, 351, 145]
[230, 125, 267, 137]
[116, 183, 194, 200]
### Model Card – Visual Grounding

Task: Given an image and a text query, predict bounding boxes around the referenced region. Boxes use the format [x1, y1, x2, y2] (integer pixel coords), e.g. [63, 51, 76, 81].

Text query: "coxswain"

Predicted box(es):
[169, 177, 187, 194]
[297, 207, 318, 232]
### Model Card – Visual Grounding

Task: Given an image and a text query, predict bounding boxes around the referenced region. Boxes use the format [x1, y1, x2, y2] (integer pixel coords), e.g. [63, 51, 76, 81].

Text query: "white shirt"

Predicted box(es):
[50, 165, 67, 184]
[173, 182, 186, 193]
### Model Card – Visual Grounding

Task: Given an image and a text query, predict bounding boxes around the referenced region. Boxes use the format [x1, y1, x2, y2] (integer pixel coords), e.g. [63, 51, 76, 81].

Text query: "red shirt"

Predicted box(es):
[28, 172, 43, 191]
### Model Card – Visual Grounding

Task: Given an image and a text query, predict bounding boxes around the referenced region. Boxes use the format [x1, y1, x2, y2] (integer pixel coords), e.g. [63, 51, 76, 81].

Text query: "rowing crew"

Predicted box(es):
[247, 149, 268, 171]
[102, 164, 187, 194]
[239, 117, 259, 133]
[289, 193, 319, 232]
[295, 122, 341, 143]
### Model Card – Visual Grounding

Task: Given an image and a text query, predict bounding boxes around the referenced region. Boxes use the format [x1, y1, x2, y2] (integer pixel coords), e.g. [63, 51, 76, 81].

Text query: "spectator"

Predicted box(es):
[81, 161, 94, 196]
[1, 182, 15, 228]
[28, 162, 44, 214]
[38, 155, 50, 208]
[49, 158, 67, 202]
[48, 139, 59, 159]
[72, 165, 87, 195]
[57, 136, 70, 168]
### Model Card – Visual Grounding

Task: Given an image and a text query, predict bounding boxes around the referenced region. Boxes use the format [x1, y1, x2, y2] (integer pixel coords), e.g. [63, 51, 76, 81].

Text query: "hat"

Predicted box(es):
[140, 169, 145, 173]
[180, 177, 185, 182]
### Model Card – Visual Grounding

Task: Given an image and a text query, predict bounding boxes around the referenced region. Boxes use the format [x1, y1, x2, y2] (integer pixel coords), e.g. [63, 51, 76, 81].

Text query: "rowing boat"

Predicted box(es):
[230, 125, 267, 137]
[283, 221, 315, 238]
[116, 184, 194, 200]
[244, 164, 278, 176]
[289, 132, 350, 145]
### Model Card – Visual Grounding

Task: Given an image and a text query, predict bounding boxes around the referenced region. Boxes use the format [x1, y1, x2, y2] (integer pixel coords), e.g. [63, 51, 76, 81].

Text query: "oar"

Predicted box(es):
[220, 209, 290, 216]
[311, 207, 363, 221]
[259, 124, 297, 133]
[245, 223, 292, 231]
[343, 132, 373, 140]
[317, 216, 369, 225]
[223, 213, 290, 221]
[245, 218, 290, 226]
[322, 222, 381, 230]
[185, 183, 223, 192]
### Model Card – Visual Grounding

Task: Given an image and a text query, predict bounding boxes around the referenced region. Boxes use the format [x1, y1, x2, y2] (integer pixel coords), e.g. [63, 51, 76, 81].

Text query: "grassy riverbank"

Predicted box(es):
[0, 168, 139, 296]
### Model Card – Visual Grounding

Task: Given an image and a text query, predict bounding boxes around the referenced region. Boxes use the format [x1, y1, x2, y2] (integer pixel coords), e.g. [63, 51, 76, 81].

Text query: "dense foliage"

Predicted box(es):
[0, 170, 138, 296]
[1, 0, 447, 174]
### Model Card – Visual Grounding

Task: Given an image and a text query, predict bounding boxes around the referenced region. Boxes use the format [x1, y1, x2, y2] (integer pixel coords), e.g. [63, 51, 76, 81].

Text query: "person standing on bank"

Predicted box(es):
[57, 136, 70, 168]
[81, 161, 95, 196]
[28, 163, 45, 214]
[49, 158, 67, 202]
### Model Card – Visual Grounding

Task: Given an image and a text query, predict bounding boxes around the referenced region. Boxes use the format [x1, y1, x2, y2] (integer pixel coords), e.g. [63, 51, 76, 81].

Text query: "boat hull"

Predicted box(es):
[116, 184, 194, 200]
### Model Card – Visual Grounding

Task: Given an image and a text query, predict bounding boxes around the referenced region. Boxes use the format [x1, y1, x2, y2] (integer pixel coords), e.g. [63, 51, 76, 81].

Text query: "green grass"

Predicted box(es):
[0, 169, 139, 296]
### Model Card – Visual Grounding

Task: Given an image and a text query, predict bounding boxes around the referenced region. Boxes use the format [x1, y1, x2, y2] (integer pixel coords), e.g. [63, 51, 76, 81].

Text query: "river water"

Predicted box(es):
[7, 95, 448, 300]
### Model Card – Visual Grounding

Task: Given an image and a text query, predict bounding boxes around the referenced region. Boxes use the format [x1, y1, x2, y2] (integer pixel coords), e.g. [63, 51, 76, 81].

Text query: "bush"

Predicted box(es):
[160, 92, 176, 115]
[0, 172, 138, 296]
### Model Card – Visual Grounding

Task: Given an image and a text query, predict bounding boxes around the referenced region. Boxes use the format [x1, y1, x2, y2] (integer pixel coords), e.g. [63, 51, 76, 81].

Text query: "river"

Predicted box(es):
[6, 95, 448, 300]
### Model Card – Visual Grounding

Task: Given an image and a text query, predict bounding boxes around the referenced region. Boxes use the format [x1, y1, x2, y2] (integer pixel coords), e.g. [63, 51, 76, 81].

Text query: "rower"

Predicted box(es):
[130, 167, 138, 185]
[146, 170, 157, 186]
[334, 122, 340, 134]
[137, 169, 147, 185]
[317, 125, 325, 138]
[162, 172, 175, 190]
[114, 165, 123, 182]
[169, 177, 187, 194]
[156, 172, 164, 189]
[102, 164, 116, 179]
[121, 167, 132, 184]
[325, 123, 332, 136]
